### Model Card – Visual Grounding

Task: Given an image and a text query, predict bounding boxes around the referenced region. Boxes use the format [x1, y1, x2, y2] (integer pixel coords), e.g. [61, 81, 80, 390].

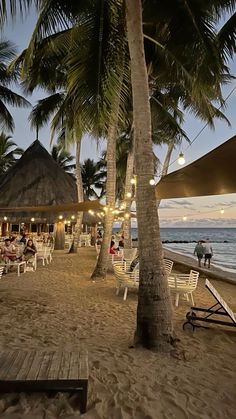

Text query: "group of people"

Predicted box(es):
[0, 233, 37, 264]
[194, 238, 213, 268]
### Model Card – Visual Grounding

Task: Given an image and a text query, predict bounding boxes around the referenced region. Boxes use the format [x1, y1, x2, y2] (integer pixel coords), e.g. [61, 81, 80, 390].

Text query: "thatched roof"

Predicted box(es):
[155, 135, 236, 199]
[0, 140, 78, 222]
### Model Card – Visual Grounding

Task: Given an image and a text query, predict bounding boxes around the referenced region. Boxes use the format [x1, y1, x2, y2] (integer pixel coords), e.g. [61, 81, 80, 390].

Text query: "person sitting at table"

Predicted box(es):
[23, 239, 37, 262]
[1, 238, 17, 262]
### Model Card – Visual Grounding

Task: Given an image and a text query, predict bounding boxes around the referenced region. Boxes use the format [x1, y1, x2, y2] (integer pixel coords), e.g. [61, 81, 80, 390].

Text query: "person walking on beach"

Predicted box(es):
[193, 240, 205, 267]
[203, 238, 213, 268]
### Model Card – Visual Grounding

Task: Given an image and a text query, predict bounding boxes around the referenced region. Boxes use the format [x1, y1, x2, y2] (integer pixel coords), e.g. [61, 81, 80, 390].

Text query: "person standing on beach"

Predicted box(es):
[193, 240, 205, 267]
[203, 238, 213, 268]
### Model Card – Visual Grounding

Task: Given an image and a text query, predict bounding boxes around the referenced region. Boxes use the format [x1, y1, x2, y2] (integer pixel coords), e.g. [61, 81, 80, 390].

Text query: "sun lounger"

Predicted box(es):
[183, 279, 236, 331]
[0, 350, 88, 414]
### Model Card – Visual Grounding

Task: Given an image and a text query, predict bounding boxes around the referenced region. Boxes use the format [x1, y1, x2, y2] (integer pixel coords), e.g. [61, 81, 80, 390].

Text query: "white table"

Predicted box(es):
[0, 261, 26, 277]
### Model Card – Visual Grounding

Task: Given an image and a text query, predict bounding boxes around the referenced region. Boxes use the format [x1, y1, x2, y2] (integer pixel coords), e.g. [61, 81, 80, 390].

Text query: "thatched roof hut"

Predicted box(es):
[0, 140, 77, 223]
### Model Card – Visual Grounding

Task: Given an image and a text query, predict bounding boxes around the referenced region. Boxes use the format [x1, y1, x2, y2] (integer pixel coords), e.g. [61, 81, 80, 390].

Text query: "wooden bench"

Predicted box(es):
[0, 350, 88, 414]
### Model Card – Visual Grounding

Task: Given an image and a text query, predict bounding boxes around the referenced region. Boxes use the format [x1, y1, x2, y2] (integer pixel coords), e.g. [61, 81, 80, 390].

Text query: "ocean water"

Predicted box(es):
[113, 227, 236, 273]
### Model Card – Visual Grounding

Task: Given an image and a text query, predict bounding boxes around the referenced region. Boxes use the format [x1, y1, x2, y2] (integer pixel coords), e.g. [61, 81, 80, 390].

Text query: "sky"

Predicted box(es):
[1, 8, 236, 228]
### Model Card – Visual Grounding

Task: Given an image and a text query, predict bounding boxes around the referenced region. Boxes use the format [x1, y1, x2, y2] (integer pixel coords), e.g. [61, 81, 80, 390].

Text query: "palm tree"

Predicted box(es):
[51, 144, 75, 175]
[81, 158, 106, 199]
[0, 132, 23, 175]
[0, 40, 30, 131]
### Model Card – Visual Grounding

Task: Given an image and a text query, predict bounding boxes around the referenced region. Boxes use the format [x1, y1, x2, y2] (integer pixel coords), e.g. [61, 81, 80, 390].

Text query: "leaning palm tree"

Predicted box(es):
[0, 132, 23, 175]
[0, 40, 30, 131]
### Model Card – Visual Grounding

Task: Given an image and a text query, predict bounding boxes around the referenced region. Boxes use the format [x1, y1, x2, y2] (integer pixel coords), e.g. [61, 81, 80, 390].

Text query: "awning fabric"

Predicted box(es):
[155, 135, 236, 199]
[0, 200, 103, 213]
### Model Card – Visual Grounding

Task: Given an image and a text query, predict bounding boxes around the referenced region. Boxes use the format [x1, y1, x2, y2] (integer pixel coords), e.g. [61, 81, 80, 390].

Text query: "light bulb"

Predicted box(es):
[31, 217, 35, 222]
[149, 179, 155, 185]
[3, 216, 7, 221]
[71, 215, 75, 220]
[130, 178, 136, 185]
[59, 215, 63, 220]
[220, 209, 225, 214]
[178, 152, 185, 165]
[124, 213, 130, 219]
[126, 192, 132, 198]
[183, 216, 187, 221]
[88, 210, 94, 215]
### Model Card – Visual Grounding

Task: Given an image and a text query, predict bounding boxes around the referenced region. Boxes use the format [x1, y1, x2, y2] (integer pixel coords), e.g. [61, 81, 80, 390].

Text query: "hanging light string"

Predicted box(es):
[155, 83, 236, 177]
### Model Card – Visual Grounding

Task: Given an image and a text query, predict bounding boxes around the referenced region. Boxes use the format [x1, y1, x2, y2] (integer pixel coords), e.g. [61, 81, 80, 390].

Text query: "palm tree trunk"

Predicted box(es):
[91, 121, 117, 280]
[156, 142, 174, 209]
[126, 0, 173, 351]
[70, 138, 84, 253]
[123, 146, 134, 248]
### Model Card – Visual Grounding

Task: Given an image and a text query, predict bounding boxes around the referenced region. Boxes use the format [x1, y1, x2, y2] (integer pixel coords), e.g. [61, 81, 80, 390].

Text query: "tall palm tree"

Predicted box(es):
[51, 144, 75, 175]
[81, 158, 106, 199]
[0, 132, 23, 175]
[0, 40, 30, 131]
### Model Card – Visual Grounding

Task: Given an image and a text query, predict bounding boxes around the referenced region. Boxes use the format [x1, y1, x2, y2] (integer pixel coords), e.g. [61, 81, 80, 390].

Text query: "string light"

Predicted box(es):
[3, 216, 7, 221]
[149, 179, 155, 185]
[220, 209, 225, 214]
[59, 215, 63, 220]
[124, 213, 130, 218]
[126, 192, 132, 198]
[71, 215, 75, 220]
[88, 210, 94, 215]
[130, 178, 136, 184]
[178, 152, 185, 165]
[182, 216, 187, 221]
[155, 84, 236, 176]
[31, 217, 35, 222]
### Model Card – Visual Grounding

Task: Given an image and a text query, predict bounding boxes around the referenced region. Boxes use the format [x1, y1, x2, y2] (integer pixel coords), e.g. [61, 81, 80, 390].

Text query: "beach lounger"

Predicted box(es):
[183, 279, 236, 331]
[0, 350, 89, 414]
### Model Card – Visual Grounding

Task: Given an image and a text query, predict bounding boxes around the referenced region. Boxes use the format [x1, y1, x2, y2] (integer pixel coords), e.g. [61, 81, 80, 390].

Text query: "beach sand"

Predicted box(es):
[0, 247, 235, 418]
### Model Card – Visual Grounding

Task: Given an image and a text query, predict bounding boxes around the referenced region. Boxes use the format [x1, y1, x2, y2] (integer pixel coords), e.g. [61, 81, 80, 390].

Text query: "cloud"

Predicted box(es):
[160, 217, 236, 228]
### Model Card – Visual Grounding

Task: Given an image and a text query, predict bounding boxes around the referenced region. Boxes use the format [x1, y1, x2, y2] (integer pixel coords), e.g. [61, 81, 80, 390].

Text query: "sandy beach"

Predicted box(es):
[0, 247, 236, 419]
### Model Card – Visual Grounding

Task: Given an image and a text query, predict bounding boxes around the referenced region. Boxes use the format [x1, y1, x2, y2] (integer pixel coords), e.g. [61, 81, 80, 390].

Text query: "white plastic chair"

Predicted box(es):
[114, 264, 139, 301]
[168, 270, 199, 307]
[163, 258, 174, 276]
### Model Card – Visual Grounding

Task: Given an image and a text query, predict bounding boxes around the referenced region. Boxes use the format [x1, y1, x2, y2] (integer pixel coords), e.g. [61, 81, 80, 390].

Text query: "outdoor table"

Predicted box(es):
[0, 261, 26, 277]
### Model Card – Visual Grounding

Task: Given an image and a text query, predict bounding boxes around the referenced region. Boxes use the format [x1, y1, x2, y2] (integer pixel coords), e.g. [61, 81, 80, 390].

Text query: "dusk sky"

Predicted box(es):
[1, 8, 236, 227]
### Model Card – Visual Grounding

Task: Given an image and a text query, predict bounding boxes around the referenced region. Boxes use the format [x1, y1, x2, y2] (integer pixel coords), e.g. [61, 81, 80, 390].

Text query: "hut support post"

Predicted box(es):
[54, 221, 65, 250]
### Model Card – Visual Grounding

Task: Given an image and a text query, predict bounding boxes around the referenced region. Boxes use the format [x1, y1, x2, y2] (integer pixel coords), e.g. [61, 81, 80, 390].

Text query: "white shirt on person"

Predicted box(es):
[203, 243, 213, 254]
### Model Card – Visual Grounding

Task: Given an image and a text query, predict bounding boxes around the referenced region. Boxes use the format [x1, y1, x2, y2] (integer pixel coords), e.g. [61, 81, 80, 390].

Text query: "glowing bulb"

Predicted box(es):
[149, 179, 155, 185]
[59, 215, 63, 220]
[126, 192, 132, 198]
[64, 220, 67, 224]
[124, 213, 130, 219]
[31, 218, 35, 222]
[220, 209, 225, 214]
[104, 206, 108, 212]
[88, 210, 94, 215]
[98, 222, 102, 225]
[183, 216, 187, 221]
[71, 215, 75, 220]
[130, 178, 136, 185]
[178, 152, 185, 165]
[3, 216, 7, 221]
